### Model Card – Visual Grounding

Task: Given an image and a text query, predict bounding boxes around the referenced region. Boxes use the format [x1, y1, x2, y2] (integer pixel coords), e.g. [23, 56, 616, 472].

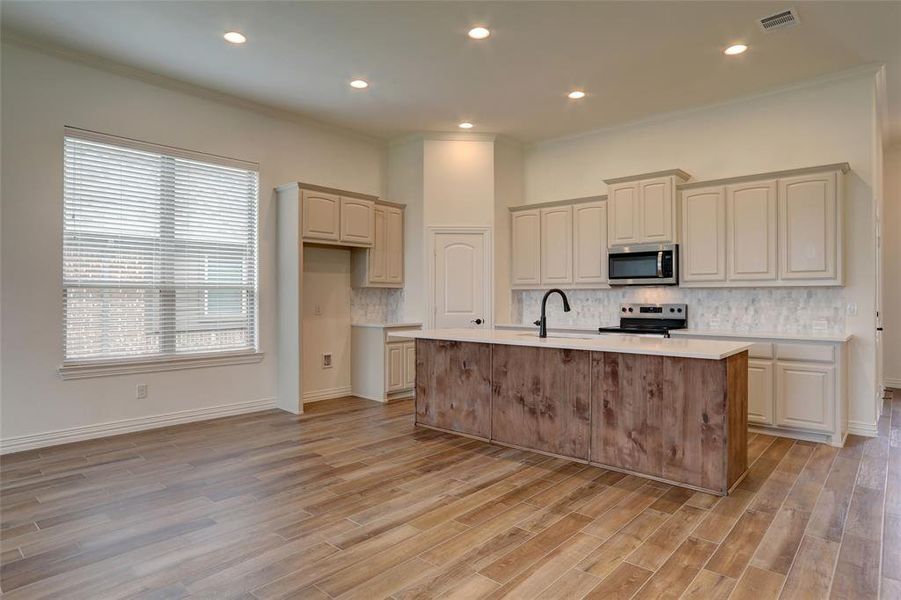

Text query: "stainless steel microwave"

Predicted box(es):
[608, 243, 678, 286]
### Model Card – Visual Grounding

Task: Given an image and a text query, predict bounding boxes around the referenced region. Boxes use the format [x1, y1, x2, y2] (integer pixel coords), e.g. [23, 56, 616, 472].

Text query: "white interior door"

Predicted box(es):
[433, 231, 488, 329]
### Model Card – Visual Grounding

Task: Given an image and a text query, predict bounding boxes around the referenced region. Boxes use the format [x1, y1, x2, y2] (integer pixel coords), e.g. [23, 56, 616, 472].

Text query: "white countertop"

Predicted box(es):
[391, 328, 751, 360]
[669, 328, 851, 343]
[494, 323, 850, 343]
[351, 322, 422, 329]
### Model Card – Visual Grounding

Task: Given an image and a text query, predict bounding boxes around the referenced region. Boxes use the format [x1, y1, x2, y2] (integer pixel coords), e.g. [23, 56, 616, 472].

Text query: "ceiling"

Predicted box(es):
[2, 1, 900, 143]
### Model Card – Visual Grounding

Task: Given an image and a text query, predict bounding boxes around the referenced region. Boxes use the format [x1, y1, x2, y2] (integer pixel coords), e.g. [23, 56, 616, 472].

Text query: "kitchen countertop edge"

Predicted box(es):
[392, 328, 751, 360]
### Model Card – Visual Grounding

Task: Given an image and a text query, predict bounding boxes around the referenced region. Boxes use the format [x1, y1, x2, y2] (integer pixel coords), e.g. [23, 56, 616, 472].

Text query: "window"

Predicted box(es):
[62, 128, 259, 366]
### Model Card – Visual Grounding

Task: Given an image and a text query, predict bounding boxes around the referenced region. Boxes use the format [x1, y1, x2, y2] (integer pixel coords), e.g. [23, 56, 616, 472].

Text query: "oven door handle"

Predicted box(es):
[656, 251, 664, 277]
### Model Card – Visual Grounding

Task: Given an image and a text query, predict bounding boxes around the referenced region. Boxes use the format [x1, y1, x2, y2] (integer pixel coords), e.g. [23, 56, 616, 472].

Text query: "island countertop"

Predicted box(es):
[390, 328, 751, 360]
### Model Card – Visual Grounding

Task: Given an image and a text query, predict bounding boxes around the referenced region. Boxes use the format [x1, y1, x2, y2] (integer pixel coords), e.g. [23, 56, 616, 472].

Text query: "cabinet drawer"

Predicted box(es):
[776, 343, 834, 363]
[747, 342, 773, 359]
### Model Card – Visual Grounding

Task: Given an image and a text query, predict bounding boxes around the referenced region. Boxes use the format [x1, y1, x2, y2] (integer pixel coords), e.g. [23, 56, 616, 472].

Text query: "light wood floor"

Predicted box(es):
[1, 393, 898, 599]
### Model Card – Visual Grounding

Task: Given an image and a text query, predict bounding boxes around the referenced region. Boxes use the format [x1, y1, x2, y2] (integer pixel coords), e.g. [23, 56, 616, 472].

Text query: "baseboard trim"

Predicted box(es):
[0, 397, 277, 455]
[302, 386, 353, 403]
[847, 419, 878, 437]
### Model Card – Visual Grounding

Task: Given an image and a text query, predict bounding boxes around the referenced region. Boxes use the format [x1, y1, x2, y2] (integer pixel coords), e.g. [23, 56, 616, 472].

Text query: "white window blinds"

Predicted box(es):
[63, 129, 259, 363]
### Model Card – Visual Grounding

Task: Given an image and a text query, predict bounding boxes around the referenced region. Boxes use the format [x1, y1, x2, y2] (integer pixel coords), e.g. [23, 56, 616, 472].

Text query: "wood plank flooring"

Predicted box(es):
[1, 392, 898, 599]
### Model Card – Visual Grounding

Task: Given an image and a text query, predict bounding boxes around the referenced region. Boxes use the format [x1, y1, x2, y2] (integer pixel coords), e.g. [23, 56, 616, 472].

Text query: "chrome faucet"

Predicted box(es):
[533, 289, 571, 338]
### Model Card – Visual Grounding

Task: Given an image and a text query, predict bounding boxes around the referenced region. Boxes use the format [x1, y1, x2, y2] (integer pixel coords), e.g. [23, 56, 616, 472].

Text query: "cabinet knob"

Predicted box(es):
[470, 318, 484, 325]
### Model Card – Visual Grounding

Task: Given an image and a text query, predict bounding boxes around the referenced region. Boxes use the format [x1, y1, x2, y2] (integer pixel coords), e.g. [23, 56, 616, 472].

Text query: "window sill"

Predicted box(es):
[58, 351, 264, 380]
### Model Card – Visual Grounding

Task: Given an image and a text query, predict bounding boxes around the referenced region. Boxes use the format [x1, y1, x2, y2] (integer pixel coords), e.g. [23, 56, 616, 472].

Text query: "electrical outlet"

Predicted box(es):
[136, 384, 148, 399]
[322, 353, 332, 369]
[314, 304, 322, 316]
[846, 303, 858, 317]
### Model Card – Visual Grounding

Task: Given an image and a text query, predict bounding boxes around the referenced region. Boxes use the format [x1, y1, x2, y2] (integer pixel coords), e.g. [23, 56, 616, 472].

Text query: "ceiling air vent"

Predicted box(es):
[758, 8, 800, 32]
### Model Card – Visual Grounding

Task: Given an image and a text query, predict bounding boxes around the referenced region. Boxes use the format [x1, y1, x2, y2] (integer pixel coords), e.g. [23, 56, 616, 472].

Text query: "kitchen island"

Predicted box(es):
[390, 328, 751, 495]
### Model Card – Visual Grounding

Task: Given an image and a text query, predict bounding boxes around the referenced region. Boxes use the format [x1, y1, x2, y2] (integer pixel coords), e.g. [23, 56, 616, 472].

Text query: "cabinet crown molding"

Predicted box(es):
[603, 169, 691, 185]
[509, 195, 606, 212]
[275, 181, 380, 202]
[678, 163, 851, 191]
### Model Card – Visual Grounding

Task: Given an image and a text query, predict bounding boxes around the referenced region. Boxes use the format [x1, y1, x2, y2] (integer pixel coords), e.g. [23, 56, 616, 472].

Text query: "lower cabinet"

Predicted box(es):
[385, 343, 406, 393]
[776, 362, 834, 432]
[351, 324, 421, 402]
[747, 359, 775, 425]
[386, 341, 416, 393]
[676, 334, 846, 446]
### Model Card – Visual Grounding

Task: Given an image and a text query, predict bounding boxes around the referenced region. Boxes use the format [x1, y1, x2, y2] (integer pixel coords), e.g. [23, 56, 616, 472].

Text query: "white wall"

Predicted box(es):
[0, 42, 385, 444]
[387, 139, 424, 323]
[884, 144, 901, 387]
[494, 139, 524, 324]
[423, 139, 495, 227]
[523, 72, 881, 434]
[302, 247, 352, 399]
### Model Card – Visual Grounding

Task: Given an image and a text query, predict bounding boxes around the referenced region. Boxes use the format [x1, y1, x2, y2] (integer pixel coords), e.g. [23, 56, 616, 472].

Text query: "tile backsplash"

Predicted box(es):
[511, 287, 845, 335]
[351, 288, 404, 324]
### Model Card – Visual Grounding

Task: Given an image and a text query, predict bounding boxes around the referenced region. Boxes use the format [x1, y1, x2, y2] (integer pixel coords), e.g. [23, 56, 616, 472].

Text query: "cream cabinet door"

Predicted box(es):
[607, 183, 641, 246]
[748, 359, 774, 425]
[511, 210, 541, 286]
[368, 206, 388, 283]
[779, 173, 837, 281]
[728, 180, 777, 281]
[386, 206, 404, 284]
[776, 362, 834, 431]
[385, 344, 405, 393]
[340, 197, 375, 245]
[403, 342, 416, 389]
[302, 190, 340, 241]
[681, 187, 726, 282]
[540, 206, 573, 285]
[573, 201, 608, 285]
[639, 177, 675, 243]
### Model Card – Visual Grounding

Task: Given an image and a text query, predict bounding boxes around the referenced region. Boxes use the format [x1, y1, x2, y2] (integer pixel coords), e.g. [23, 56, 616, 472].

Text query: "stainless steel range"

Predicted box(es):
[597, 303, 687, 338]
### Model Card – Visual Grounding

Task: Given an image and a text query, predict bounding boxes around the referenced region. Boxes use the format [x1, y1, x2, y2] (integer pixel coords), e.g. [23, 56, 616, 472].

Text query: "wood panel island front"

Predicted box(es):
[391, 329, 751, 495]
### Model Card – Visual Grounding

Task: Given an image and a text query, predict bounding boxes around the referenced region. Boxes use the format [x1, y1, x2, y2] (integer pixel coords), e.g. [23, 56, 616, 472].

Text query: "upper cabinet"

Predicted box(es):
[510, 198, 608, 289]
[353, 202, 404, 288]
[339, 197, 375, 246]
[681, 186, 726, 282]
[727, 180, 778, 281]
[639, 177, 675, 243]
[302, 188, 376, 248]
[680, 164, 846, 288]
[607, 184, 641, 245]
[511, 209, 541, 286]
[302, 190, 341, 241]
[573, 201, 608, 285]
[540, 206, 573, 285]
[606, 170, 689, 247]
[779, 172, 839, 281]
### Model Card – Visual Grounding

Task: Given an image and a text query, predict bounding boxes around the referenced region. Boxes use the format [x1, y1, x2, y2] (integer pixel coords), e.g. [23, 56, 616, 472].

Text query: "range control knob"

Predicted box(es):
[677, 308, 683, 313]
[628, 307, 634, 313]
[622, 307, 627, 313]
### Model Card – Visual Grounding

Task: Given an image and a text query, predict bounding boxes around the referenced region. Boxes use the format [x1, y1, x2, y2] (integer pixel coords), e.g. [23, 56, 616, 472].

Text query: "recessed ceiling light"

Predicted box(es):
[468, 27, 490, 40]
[568, 90, 586, 99]
[350, 79, 369, 89]
[458, 122, 474, 129]
[724, 44, 748, 55]
[223, 31, 247, 44]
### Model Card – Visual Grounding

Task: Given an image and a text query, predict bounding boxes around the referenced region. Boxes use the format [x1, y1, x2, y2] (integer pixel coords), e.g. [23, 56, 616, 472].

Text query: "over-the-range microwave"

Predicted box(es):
[608, 243, 678, 286]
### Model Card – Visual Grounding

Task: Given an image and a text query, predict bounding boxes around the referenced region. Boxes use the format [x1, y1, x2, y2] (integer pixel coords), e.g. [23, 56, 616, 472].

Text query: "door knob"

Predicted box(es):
[470, 318, 484, 325]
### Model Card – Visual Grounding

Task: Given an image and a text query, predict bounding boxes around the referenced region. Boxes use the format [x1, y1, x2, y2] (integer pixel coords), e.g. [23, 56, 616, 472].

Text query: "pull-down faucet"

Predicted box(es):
[533, 288, 571, 338]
